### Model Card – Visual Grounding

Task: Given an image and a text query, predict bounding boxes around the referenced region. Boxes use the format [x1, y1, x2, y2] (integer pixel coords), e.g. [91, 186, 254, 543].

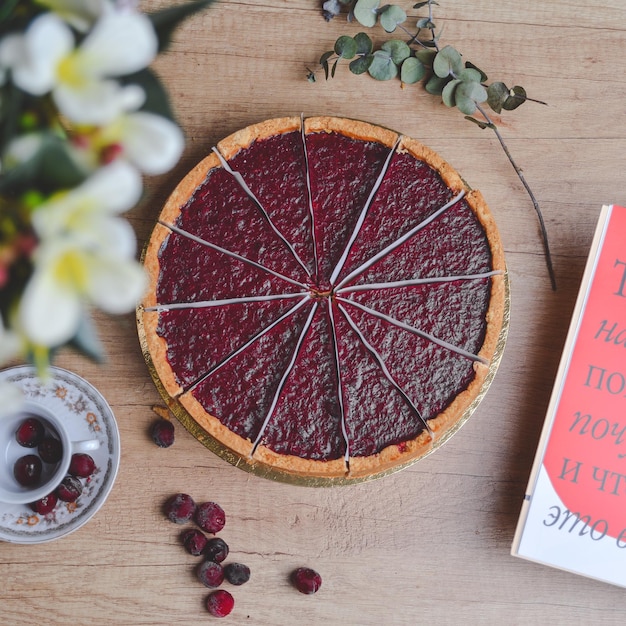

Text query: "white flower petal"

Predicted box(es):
[54, 80, 145, 125]
[85, 255, 147, 315]
[19, 263, 83, 346]
[78, 161, 143, 215]
[92, 216, 138, 259]
[0, 382, 24, 418]
[0, 318, 22, 365]
[121, 112, 185, 175]
[36, 0, 109, 32]
[80, 10, 157, 77]
[9, 13, 73, 96]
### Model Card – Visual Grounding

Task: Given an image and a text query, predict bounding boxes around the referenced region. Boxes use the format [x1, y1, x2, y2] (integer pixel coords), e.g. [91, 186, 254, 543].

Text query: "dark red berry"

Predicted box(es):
[15, 417, 45, 447]
[56, 475, 83, 502]
[204, 537, 229, 563]
[194, 501, 225, 534]
[181, 528, 207, 556]
[14, 454, 42, 486]
[224, 562, 250, 586]
[197, 559, 224, 588]
[38, 437, 63, 464]
[291, 567, 322, 594]
[164, 493, 196, 524]
[30, 492, 58, 515]
[151, 419, 175, 448]
[206, 589, 234, 617]
[69, 453, 96, 478]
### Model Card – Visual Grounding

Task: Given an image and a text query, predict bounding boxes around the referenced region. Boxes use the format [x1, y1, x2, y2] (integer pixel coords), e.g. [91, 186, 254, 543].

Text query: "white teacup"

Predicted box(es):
[0, 400, 100, 505]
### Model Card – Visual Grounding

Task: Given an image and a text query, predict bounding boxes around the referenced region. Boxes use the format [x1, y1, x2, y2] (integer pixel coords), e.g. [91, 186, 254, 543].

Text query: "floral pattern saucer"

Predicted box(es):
[0, 366, 120, 543]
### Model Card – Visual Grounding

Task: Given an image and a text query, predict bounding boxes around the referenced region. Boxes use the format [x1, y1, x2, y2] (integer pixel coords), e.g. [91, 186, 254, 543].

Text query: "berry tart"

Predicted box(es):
[138, 116, 507, 484]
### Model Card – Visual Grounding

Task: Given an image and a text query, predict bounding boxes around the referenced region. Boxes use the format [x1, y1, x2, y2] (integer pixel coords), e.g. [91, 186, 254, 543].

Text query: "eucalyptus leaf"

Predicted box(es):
[400, 56, 425, 84]
[503, 85, 527, 111]
[349, 55, 373, 75]
[432, 45, 463, 78]
[441, 78, 460, 107]
[416, 49, 436, 65]
[425, 74, 449, 96]
[464, 116, 495, 130]
[368, 50, 398, 81]
[465, 61, 488, 82]
[413, 1, 437, 9]
[353, 0, 379, 28]
[380, 5, 407, 33]
[487, 81, 509, 113]
[322, 0, 342, 19]
[148, 0, 216, 53]
[457, 67, 482, 84]
[454, 80, 487, 115]
[381, 39, 410, 64]
[416, 17, 435, 29]
[354, 32, 373, 55]
[335, 35, 357, 59]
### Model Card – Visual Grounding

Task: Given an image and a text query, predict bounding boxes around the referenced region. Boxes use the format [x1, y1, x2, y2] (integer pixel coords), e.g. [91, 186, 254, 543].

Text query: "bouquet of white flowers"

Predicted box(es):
[0, 0, 214, 410]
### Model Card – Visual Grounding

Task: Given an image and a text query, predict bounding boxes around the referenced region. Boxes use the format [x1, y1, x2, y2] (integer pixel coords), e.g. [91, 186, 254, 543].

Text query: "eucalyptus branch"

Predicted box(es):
[311, 0, 556, 289]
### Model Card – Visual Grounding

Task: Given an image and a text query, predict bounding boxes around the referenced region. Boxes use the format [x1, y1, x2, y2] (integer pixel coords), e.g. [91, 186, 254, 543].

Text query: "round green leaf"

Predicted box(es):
[354, 32, 373, 55]
[458, 68, 482, 84]
[503, 85, 527, 111]
[353, 0, 379, 28]
[455, 81, 488, 115]
[425, 75, 449, 96]
[368, 50, 398, 81]
[432, 45, 463, 78]
[349, 55, 373, 75]
[381, 39, 410, 64]
[442, 78, 461, 107]
[487, 81, 509, 113]
[400, 57, 425, 84]
[380, 5, 407, 33]
[334, 35, 357, 59]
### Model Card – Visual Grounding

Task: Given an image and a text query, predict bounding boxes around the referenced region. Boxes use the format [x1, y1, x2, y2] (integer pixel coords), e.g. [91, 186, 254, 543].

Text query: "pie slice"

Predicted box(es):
[138, 116, 507, 483]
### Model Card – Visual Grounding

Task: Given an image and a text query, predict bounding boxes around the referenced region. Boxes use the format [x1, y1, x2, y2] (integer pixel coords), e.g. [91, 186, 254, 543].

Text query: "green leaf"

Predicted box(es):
[148, 0, 217, 53]
[354, 32, 373, 55]
[368, 50, 398, 81]
[413, 1, 437, 9]
[400, 57, 425, 84]
[432, 45, 463, 78]
[120, 69, 176, 121]
[380, 5, 407, 33]
[457, 67, 482, 84]
[465, 61, 488, 82]
[349, 55, 374, 75]
[424, 75, 449, 96]
[454, 81, 488, 115]
[353, 0, 380, 28]
[503, 85, 527, 111]
[381, 39, 410, 65]
[416, 49, 436, 66]
[441, 78, 461, 107]
[487, 81, 509, 114]
[416, 17, 435, 29]
[335, 35, 357, 59]
[464, 116, 495, 130]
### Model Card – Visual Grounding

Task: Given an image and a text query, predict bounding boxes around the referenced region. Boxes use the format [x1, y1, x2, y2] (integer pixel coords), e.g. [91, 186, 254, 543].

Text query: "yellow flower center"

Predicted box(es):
[57, 53, 87, 88]
[53, 249, 88, 291]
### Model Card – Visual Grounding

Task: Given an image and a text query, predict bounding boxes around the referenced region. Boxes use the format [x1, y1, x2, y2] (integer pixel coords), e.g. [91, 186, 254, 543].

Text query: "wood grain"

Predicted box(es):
[3, 1, 626, 624]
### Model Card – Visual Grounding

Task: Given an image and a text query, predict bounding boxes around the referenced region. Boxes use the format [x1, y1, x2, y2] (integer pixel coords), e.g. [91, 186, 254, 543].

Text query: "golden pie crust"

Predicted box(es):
[139, 116, 507, 483]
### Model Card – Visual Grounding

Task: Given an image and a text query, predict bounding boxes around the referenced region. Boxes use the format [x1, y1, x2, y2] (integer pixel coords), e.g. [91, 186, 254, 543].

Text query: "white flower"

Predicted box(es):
[0, 316, 22, 366]
[0, 382, 23, 418]
[0, 10, 157, 124]
[35, 0, 111, 32]
[19, 161, 147, 346]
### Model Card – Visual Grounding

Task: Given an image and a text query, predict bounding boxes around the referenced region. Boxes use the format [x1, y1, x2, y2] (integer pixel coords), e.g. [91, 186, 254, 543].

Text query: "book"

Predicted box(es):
[511, 204, 626, 587]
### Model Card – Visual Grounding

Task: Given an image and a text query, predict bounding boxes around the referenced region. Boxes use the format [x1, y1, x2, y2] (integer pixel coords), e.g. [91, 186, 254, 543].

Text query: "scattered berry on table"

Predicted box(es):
[164, 493, 196, 524]
[204, 537, 229, 563]
[291, 567, 322, 594]
[15, 417, 45, 447]
[206, 589, 234, 617]
[69, 453, 96, 478]
[30, 492, 57, 515]
[56, 475, 83, 502]
[181, 528, 208, 556]
[194, 501, 225, 534]
[198, 559, 224, 588]
[14, 454, 42, 486]
[223, 562, 250, 586]
[38, 436, 63, 464]
[151, 419, 175, 448]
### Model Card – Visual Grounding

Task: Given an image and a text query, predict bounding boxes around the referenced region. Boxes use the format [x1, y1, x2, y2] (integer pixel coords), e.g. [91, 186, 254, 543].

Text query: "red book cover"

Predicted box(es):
[512, 204, 626, 587]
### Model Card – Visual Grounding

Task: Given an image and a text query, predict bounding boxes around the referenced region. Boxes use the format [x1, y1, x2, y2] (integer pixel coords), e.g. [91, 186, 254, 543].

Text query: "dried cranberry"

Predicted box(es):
[30, 492, 58, 515]
[56, 475, 83, 502]
[15, 417, 45, 447]
[224, 562, 250, 586]
[68, 453, 96, 478]
[291, 567, 322, 594]
[181, 528, 207, 556]
[38, 437, 63, 464]
[206, 589, 234, 617]
[194, 501, 225, 534]
[164, 493, 196, 524]
[204, 537, 229, 563]
[151, 419, 175, 448]
[14, 454, 42, 486]
[197, 560, 224, 588]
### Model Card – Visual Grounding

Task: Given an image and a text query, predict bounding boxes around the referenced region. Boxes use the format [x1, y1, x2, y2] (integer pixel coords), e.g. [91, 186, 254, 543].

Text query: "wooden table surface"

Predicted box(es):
[3, 1, 626, 624]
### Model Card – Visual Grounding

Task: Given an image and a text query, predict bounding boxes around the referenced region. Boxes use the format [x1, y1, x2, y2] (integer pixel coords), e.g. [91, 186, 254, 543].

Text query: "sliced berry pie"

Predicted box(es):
[139, 116, 506, 482]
